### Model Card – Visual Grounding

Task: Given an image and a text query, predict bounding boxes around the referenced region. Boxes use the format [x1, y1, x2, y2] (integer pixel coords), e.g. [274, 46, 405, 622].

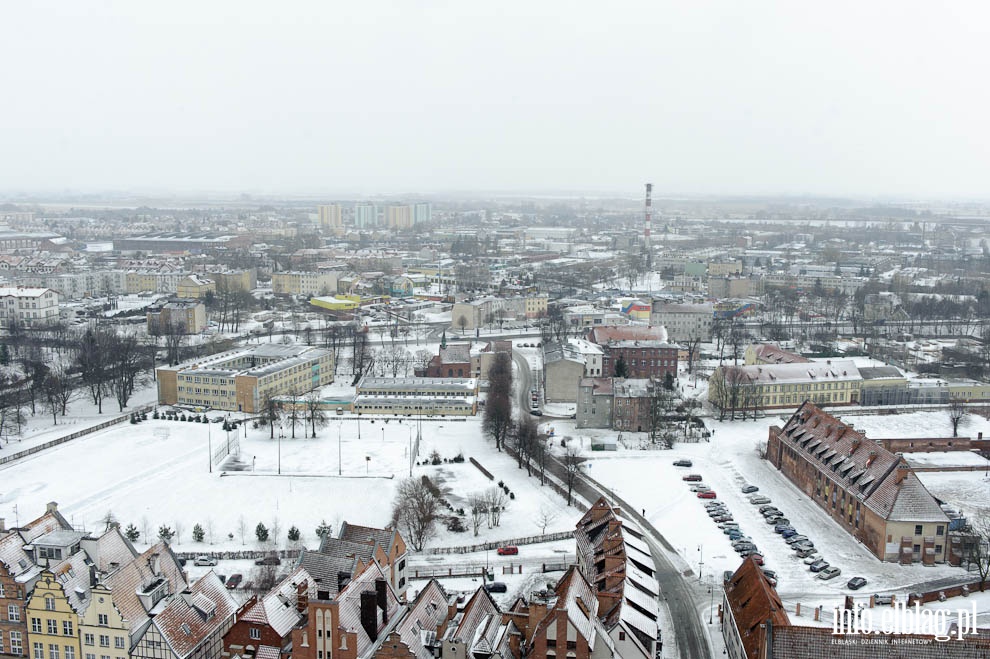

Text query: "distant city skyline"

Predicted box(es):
[3, 2, 989, 199]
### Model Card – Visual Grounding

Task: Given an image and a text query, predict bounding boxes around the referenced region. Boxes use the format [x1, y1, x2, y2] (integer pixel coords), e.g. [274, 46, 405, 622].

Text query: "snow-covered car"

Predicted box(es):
[817, 566, 841, 580]
[809, 559, 830, 572]
[673, 459, 693, 467]
[741, 485, 759, 494]
[193, 555, 218, 566]
[748, 496, 771, 505]
[802, 554, 823, 565]
[847, 577, 868, 590]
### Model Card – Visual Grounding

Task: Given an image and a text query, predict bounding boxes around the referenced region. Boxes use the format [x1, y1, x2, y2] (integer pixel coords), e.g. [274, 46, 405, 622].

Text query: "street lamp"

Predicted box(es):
[382, 427, 385, 443]
[709, 578, 716, 624]
[408, 427, 413, 477]
[278, 424, 284, 475]
[697, 545, 704, 581]
[207, 420, 212, 474]
[357, 413, 362, 440]
[338, 421, 342, 476]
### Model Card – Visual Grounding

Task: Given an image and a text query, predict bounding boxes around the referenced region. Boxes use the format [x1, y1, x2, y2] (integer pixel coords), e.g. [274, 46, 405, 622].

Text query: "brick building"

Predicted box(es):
[574, 498, 659, 659]
[766, 402, 949, 563]
[223, 567, 314, 659]
[585, 326, 678, 380]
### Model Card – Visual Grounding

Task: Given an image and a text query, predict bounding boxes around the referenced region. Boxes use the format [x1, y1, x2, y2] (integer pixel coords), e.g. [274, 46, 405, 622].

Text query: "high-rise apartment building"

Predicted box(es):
[354, 203, 378, 228]
[413, 202, 432, 224]
[318, 204, 342, 228]
[385, 205, 412, 229]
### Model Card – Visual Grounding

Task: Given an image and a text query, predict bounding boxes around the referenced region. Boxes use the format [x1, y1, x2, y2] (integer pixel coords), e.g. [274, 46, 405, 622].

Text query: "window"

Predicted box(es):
[11, 631, 23, 655]
[937, 525, 944, 536]
[0, 583, 4, 597]
[936, 544, 943, 554]
[49, 644, 59, 659]
[97, 614, 108, 627]
[86, 654, 95, 659]
[0, 630, 4, 654]
[48, 620, 58, 635]
[114, 637, 124, 650]
[34, 642, 45, 659]
[84, 635, 94, 646]
[99, 636, 109, 648]
[33, 619, 42, 634]
[65, 647, 75, 659]
[62, 621, 73, 637]
[618, 631, 626, 641]
[8, 604, 20, 622]
[44, 597, 56, 611]
[914, 525, 923, 536]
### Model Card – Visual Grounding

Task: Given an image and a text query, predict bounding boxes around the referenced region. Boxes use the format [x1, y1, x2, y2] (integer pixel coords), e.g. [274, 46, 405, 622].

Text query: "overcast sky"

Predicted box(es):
[3, 2, 988, 199]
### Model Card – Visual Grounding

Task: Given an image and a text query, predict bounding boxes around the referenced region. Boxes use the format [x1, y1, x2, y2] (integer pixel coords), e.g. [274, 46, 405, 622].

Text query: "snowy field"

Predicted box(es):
[0, 413, 575, 557]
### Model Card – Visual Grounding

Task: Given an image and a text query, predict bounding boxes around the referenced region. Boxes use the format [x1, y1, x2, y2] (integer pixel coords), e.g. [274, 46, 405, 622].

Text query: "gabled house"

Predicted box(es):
[439, 587, 515, 659]
[223, 567, 315, 659]
[131, 572, 236, 659]
[573, 498, 659, 659]
[290, 563, 401, 659]
[0, 504, 74, 659]
[520, 567, 615, 659]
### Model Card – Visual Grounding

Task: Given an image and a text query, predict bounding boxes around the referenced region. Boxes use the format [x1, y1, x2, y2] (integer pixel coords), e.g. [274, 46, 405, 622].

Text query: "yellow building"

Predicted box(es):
[524, 294, 548, 319]
[318, 204, 342, 228]
[156, 344, 335, 413]
[211, 269, 257, 292]
[77, 585, 127, 659]
[176, 275, 215, 299]
[124, 272, 159, 294]
[385, 205, 412, 229]
[309, 295, 361, 312]
[707, 260, 743, 276]
[709, 360, 863, 416]
[271, 271, 337, 296]
[26, 567, 84, 659]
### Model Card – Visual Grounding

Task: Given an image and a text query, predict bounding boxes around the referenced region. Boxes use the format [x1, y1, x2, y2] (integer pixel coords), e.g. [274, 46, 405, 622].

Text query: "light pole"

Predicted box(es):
[708, 578, 715, 624]
[207, 420, 212, 474]
[357, 413, 361, 440]
[697, 545, 704, 581]
[278, 424, 284, 475]
[382, 427, 385, 443]
[408, 427, 413, 477]
[338, 421, 342, 476]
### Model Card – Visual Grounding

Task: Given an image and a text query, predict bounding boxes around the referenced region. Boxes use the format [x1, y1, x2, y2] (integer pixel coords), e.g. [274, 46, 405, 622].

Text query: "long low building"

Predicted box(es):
[767, 401, 949, 563]
[353, 376, 478, 415]
[156, 344, 334, 413]
[709, 359, 862, 417]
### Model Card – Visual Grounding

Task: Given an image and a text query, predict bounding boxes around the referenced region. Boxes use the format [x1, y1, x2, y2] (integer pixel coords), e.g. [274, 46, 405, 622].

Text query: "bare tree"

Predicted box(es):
[535, 504, 558, 535]
[173, 520, 184, 543]
[561, 442, 584, 507]
[948, 398, 969, 438]
[512, 417, 539, 475]
[468, 493, 487, 537]
[109, 331, 145, 411]
[305, 389, 328, 438]
[284, 389, 303, 439]
[484, 486, 508, 528]
[77, 326, 112, 413]
[260, 394, 282, 439]
[483, 352, 513, 451]
[238, 515, 247, 545]
[391, 477, 442, 551]
[965, 512, 990, 591]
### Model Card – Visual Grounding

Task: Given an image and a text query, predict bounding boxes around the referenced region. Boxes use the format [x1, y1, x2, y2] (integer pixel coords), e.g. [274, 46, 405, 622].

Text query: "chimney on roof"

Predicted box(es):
[849, 437, 860, 454]
[894, 464, 910, 485]
[866, 451, 878, 468]
[337, 571, 351, 592]
[296, 581, 308, 614]
[360, 591, 379, 641]
[47, 501, 58, 513]
[375, 578, 389, 625]
[0, 519, 5, 534]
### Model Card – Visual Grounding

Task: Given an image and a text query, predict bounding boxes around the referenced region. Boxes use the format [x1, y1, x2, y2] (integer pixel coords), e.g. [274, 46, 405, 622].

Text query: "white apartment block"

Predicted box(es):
[651, 302, 714, 342]
[0, 287, 60, 327]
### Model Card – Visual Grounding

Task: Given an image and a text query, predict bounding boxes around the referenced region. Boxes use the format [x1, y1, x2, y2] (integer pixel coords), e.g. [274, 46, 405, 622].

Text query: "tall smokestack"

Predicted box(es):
[644, 183, 653, 268]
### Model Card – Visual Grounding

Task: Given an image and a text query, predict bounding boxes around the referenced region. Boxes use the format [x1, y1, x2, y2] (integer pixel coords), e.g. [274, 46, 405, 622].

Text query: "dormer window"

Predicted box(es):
[45, 596, 56, 611]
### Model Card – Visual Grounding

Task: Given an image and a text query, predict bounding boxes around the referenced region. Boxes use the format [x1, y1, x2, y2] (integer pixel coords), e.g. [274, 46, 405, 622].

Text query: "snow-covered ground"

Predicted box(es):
[550, 407, 982, 616]
[0, 414, 575, 557]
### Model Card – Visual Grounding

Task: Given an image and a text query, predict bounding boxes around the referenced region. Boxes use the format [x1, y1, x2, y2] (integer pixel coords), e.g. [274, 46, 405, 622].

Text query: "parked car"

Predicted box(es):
[773, 521, 793, 532]
[496, 546, 519, 556]
[484, 582, 508, 593]
[780, 528, 800, 539]
[847, 577, 868, 590]
[226, 574, 243, 590]
[791, 542, 815, 553]
[255, 556, 281, 566]
[740, 548, 761, 558]
[749, 496, 771, 505]
[727, 531, 745, 541]
[673, 459, 693, 467]
[764, 512, 784, 522]
[683, 474, 703, 482]
[718, 522, 740, 530]
[741, 485, 759, 494]
[762, 569, 777, 581]
[705, 503, 728, 511]
[785, 535, 809, 545]
[758, 505, 780, 514]
[874, 594, 893, 606]
[697, 491, 717, 499]
[193, 555, 218, 567]
[809, 559, 830, 572]
[795, 547, 818, 558]
[731, 539, 755, 549]
[803, 554, 823, 565]
[735, 543, 758, 554]
[748, 553, 765, 565]
[818, 566, 842, 580]
[712, 514, 733, 523]
[689, 484, 711, 492]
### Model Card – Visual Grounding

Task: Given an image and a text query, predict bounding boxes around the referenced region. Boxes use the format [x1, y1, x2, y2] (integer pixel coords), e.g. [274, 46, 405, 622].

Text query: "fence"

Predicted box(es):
[0, 404, 155, 467]
[212, 434, 240, 466]
[175, 548, 302, 561]
[410, 560, 573, 580]
[427, 530, 573, 555]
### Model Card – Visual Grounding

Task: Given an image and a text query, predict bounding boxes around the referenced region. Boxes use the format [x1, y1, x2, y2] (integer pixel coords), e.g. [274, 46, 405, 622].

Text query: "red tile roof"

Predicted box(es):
[724, 556, 789, 659]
